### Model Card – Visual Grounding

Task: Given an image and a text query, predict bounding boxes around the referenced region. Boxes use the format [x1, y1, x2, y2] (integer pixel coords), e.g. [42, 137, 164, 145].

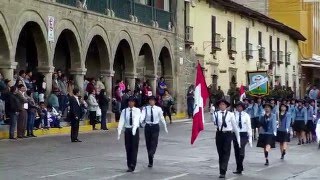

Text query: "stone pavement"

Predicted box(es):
[0, 117, 319, 180]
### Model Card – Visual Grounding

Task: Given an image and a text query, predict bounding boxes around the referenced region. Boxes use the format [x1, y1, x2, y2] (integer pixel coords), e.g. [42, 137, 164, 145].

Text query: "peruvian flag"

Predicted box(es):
[191, 63, 209, 145]
[239, 85, 246, 102]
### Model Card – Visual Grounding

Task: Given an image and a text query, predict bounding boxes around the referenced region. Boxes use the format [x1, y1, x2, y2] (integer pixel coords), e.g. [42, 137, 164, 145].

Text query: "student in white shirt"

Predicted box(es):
[212, 99, 240, 179]
[141, 96, 168, 168]
[233, 101, 252, 175]
[117, 96, 142, 172]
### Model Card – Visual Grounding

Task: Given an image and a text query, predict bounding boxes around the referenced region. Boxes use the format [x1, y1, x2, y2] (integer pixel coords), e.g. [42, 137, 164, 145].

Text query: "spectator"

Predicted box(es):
[52, 72, 60, 91]
[87, 89, 99, 130]
[48, 88, 60, 110]
[187, 85, 195, 118]
[119, 80, 126, 93]
[97, 89, 109, 130]
[309, 85, 319, 100]
[0, 73, 6, 92]
[133, 90, 142, 108]
[37, 74, 46, 103]
[26, 90, 37, 137]
[83, 76, 89, 92]
[121, 89, 132, 110]
[2, 86, 20, 139]
[142, 82, 152, 105]
[17, 70, 27, 88]
[13, 71, 18, 83]
[16, 84, 28, 138]
[96, 76, 105, 95]
[134, 78, 142, 94]
[162, 89, 174, 124]
[24, 70, 33, 91]
[114, 81, 122, 122]
[86, 78, 96, 94]
[47, 105, 62, 128]
[158, 77, 167, 96]
[4, 79, 12, 93]
[67, 76, 75, 96]
[56, 69, 63, 80]
[38, 102, 49, 129]
[58, 74, 69, 115]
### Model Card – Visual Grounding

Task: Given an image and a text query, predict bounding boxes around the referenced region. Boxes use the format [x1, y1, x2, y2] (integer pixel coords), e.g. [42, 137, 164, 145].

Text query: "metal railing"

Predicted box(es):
[259, 47, 266, 60]
[185, 26, 193, 43]
[56, 0, 76, 6]
[134, 3, 153, 25]
[278, 51, 284, 63]
[155, 8, 171, 30]
[246, 43, 253, 56]
[271, 51, 277, 63]
[229, 37, 236, 52]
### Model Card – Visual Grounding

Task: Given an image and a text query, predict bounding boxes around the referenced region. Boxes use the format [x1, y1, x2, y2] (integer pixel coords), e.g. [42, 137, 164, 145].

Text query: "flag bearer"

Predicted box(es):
[212, 99, 240, 179]
[141, 96, 168, 168]
[233, 101, 252, 175]
[257, 102, 277, 166]
[276, 104, 291, 160]
[117, 96, 142, 172]
[293, 100, 307, 145]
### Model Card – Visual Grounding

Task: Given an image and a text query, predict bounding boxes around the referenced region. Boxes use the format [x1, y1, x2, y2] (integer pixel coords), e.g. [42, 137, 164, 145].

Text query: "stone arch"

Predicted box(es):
[13, 10, 49, 70]
[53, 19, 82, 73]
[0, 12, 12, 63]
[157, 38, 174, 93]
[84, 25, 111, 77]
[136, 35, 156, 80]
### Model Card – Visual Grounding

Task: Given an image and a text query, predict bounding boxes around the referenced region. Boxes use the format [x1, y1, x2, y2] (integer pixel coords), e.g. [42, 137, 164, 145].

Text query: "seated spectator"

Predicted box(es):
[47, 105, 62, 128]
[48, 88, 60, 111]
[38, 102, 49, 129]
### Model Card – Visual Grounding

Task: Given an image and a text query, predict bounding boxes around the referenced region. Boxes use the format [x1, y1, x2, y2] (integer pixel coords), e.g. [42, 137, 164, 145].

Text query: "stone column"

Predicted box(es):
[70, 68, 87, 95]
[101, 70, 115, 123]
[125, 72, 137, 91]
[146, 74, 157, 95]
[37, 66, 55, 96]
[164, 75, 174, 93]
[0, 61, 17, 81]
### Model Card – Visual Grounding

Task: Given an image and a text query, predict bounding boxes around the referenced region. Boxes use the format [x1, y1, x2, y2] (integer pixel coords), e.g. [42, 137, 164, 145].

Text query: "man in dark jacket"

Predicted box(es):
[68, 88, 82, 142]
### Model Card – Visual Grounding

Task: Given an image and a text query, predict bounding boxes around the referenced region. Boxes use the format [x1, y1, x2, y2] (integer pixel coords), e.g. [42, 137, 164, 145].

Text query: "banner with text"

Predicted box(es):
[247, 71, 269, 96]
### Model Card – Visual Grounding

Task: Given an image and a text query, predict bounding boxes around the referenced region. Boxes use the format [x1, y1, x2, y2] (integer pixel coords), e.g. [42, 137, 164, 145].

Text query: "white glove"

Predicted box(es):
[274, 132, 277, 136]
[238, 141, 241, 148]
[165, 127, 168, 134]
[132, 128, 136, 136]
[249, 139, 253, 147]
[286, 129, 289, 133]
[117, 134, 120, 140]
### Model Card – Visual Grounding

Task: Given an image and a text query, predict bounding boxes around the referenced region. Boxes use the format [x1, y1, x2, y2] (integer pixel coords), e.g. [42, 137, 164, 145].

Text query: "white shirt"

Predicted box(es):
[118, 107, 142, 136]
[212, 110, 240, 145]
[73, 95, 80, 105]
[141, 105, 168, 132]
[234, 111, 252, 145]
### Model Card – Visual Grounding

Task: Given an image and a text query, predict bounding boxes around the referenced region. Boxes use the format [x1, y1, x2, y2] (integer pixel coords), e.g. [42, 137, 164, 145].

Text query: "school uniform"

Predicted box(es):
[293, 106, 307, 132]
[212, 109, 240, 177]
[141, 105, 168, 167]
[233, 110, 252, 173]
[305, 105, 315, 133]
[245, 104, 255, 120]
[118, 107, 142, 172]
[252, 103, 264, 129]
[276, 112, 291, 143]
[289, 104, 296, 124]
[257, 113, 277, 148]
[271, 104, 279, 117]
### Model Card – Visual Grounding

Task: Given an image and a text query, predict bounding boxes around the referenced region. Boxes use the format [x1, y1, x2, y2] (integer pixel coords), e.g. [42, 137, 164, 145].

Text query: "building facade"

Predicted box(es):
[0, 0, 190, 118]
[232, 0, 269, 15]
[185, 0, 305, 97]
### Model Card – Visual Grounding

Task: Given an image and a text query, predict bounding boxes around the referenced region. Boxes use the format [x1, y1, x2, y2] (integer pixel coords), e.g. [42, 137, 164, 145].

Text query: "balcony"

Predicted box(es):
[278, 51, 284, 64]
[259, 47, 266, 61]
[271, 51, 277, 63]
[213, 33, 222, 51]
[56, 0, 172, 30]
[246, 43, 253, 60]
[285, 53, 291, 66]
[185, 26, 194, 45]
[228, 37, 237, 54]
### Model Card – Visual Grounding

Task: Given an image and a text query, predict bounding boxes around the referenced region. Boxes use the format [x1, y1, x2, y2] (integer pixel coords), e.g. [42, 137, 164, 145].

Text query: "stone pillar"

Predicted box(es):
[164, 75, 174, 93]
[146, 74, 157, 95]
[37, 66, 55, 96]
[70, 68, 86, 95]
[101, 70, 115, 122]
[0, 61, 17, 81]
[125, 72, 136, 91]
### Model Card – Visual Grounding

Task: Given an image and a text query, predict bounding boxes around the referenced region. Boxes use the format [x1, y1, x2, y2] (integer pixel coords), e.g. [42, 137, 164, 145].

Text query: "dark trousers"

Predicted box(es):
[145, 124, 160, 165]
[125, 128, 139, 171]
[101, 108, 107, 130]
[17, 109, 27, 137]
[163, 106, 172, 122]
[9, 112, 18, 138]
[187, 99, 194, 118]
[70, 119, 80, 141]
[216, 131, 233, 175]
[233, 132, 248, 172]
[89, 111, 96, 129]
[27, 111, 35, 135]
[58, 95, 68, 114]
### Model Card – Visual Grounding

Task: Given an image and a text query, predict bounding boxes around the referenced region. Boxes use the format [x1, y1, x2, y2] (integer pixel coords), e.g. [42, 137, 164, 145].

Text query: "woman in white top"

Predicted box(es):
[87, 89, 99, 130]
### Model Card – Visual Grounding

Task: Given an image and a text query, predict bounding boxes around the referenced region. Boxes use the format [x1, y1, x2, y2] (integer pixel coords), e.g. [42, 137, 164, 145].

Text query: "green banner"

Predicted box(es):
[247, 71, 269, 96]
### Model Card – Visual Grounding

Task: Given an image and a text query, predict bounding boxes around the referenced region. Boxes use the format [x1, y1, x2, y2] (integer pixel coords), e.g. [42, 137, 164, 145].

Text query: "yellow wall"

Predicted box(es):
[269, 0, 313, 58]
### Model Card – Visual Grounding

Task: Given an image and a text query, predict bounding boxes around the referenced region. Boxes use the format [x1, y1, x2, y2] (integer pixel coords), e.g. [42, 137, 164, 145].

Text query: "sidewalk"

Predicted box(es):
[0, 112, 188, 139]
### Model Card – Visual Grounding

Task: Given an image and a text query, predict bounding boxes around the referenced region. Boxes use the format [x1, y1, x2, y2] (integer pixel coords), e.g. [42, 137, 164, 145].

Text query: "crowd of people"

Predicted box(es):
[210, 92, 320, 179]
[0, 69, 176, 140]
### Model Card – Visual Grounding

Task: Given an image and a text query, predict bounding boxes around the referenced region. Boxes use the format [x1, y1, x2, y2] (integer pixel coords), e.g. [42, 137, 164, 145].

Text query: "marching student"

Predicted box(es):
[310, 99, 318, 142]
[270, 98, 279, 117]
[305, 100, 314, 144]
[233, 101, 252, 175]
[257, 102, 277, 166]
[253, 97, 264, 140]
[212, 99, 240, 179]
[276, 104, 291, 160]
[141, 96, 168, 168]
[293, 100, 307, 145]
[117, 96, 142, 172]
[289, 99, 296, 137]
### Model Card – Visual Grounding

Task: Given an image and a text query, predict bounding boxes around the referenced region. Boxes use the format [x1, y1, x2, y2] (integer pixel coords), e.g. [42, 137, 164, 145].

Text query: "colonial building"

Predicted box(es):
[0, 0, 192, 117]
[184, 0, 305, 97]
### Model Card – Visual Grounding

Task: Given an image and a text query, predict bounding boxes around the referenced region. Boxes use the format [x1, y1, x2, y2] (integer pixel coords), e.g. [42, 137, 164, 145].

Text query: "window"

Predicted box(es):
[277, 38, 280, 64]
[227, 21, 236, 59]
[258, 31, 262, 46]
[246, 28, 252, 59]
[269, 36, 273, 62]
[211, 16, 217, 52]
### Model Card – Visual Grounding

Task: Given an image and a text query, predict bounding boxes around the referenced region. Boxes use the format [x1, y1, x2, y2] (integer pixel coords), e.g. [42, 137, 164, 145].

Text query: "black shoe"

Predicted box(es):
[264, 159, 269, 166]
[219, 174, 226, 179]
[233, 171, 242, 175]
[148, 164, 153, 168]
[17, 136, 23, 139]
[9, 137, 17, 140]
[31, 134, 37, 137]
[22, 136, 29, 138]
[298, 141, 301, 145]
[281, 150, 286, 160]
[71, 140, 77, 142]
[126, 169, 133, 172]
[76, 139, 82, 142]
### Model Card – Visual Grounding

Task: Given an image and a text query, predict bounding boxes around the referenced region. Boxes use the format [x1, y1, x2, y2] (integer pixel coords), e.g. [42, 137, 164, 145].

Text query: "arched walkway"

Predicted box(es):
[15, 21, 48, 72]
[137, 43, 155, 79]
[158, 46, 174, 93]
[0, 25, 10, 66]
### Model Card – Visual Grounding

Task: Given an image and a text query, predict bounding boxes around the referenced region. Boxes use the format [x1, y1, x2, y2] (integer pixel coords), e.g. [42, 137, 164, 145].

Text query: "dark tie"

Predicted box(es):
[129, 108, 133, 126]
[221, 111, 227, 128]
[239, 112, 242, 129]
[151, 107, 154, 123]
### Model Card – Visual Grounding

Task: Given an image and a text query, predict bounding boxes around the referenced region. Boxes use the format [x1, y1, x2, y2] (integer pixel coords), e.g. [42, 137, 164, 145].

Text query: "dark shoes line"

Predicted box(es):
[71, 139, 82, 142]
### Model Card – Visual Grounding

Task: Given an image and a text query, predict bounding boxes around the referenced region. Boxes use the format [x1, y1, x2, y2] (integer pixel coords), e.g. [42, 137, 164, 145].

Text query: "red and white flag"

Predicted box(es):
[191, 63, 209, 145]
[239, 85, 246, 102]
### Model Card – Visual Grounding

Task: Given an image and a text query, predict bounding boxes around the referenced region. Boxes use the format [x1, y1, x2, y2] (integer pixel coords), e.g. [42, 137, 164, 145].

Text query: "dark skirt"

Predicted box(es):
[89, 111, 97, 125]
[306, 120, 315, 133]
[251, 117, 260, 129]
[294, 121, 306, 132]
[276, 130, 290, 143]
[257, 134, 276, 148]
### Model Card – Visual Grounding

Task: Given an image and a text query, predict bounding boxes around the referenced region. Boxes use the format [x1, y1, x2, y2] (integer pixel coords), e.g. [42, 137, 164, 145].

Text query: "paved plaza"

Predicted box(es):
[1, 119, 320, 180]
